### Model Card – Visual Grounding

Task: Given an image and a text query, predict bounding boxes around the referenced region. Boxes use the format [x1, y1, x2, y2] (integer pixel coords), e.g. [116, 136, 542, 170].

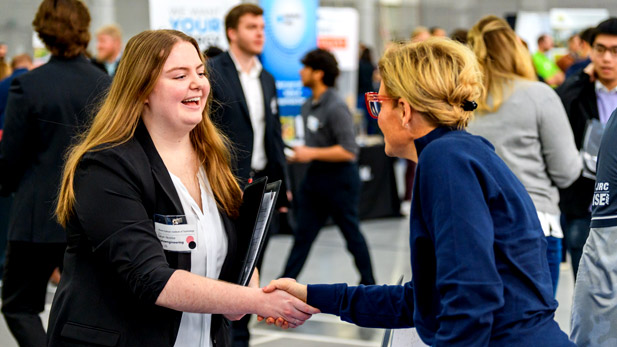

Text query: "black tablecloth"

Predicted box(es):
[288, 144, 401, 221]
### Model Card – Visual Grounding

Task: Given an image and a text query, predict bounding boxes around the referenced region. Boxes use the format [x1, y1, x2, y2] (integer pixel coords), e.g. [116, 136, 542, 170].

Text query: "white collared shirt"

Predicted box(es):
[229, 50, 267, 171]
[170, 168, 227, 347]
[595, 80, 617, 93]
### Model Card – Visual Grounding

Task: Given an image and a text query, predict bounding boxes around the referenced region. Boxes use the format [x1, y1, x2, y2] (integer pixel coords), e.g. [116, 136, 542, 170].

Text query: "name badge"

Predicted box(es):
[270, 97, 278, 115]
[153, 214, 196, 252]
[307, 115, 319, 132]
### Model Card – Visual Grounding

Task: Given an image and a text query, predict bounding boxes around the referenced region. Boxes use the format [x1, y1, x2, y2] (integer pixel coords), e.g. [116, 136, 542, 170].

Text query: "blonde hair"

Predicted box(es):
[378, 38, 483, 129]
[96, 24, 122, 41]
[56, 29, 242, 226]
[468, 15, 537, 113]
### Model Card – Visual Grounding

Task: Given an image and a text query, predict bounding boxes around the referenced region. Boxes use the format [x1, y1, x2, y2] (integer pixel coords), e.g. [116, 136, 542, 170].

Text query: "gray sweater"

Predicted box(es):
[467, 79, 582, 215]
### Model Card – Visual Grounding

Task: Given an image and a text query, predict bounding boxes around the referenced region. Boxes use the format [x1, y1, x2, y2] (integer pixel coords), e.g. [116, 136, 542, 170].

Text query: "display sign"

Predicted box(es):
[317, 7, 359, 71]
[260, 0, 318, 142]
[148, 0, 240, 50]
[317, 7, 359, 120]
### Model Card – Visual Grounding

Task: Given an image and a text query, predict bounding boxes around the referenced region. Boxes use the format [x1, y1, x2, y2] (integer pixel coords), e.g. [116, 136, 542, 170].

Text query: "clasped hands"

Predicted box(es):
[258, 278, 316, 329]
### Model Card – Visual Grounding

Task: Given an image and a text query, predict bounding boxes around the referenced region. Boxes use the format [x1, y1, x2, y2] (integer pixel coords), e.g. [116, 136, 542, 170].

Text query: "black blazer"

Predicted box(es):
[556, 71, 599, 218]
[47, 124, 243, 347]
[208, 52, 288, 206]
[0, 55, 110, 242]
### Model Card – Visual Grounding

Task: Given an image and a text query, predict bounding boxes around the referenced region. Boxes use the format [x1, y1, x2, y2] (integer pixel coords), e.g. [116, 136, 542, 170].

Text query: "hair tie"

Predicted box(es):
[462, 100, 477, 111]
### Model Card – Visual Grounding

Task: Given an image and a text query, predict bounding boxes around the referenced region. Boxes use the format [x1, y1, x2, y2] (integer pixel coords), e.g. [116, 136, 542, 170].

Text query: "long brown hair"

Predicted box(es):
[468, 15, 537, 113]
[57, 29, 242, 226]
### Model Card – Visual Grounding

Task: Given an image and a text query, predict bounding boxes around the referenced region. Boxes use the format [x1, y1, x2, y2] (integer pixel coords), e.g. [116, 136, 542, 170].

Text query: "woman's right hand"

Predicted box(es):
[255, 287, 319, 328]
[257, 278, 314, 328]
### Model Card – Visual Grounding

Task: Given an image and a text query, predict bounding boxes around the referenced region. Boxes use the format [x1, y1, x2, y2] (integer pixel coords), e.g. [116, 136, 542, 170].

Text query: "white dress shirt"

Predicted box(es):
[170, 168, 228, 347]
[229, 50, 267, 171]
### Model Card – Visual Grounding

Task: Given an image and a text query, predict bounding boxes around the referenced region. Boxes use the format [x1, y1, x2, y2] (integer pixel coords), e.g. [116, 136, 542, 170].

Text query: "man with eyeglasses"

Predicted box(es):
[556, 17, 617, 283]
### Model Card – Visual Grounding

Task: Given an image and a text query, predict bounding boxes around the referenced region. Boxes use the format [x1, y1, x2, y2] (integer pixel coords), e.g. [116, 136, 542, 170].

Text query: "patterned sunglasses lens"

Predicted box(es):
[369, 100, 381, 118]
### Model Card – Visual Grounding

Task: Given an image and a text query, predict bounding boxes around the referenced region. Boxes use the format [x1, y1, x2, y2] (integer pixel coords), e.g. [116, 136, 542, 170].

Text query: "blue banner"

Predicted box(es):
[260, 0, 318, 140]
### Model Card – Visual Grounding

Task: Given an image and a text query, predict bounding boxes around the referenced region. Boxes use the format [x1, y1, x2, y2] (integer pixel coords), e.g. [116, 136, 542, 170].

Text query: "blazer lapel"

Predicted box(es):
[221, 52, 251, 123]
[135, 122, 184, 214]
[260, 70, 275, 119]
[134, 122, 190, 270]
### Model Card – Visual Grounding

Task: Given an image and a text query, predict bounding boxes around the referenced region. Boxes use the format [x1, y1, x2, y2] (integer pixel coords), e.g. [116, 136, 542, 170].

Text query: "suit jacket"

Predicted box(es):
[47, 123, 244, 347]
[556, 71, 599, 218]
[208, 52, 288, 206]
[0, 55, 110, 242]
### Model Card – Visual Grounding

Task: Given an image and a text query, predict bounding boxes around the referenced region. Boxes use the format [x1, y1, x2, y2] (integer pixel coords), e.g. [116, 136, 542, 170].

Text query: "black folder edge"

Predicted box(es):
[237, 177, 281, 286]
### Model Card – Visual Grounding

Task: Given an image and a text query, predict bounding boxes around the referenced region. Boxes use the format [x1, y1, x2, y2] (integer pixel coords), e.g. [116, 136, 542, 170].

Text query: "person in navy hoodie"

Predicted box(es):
[262, 38, 574, 346]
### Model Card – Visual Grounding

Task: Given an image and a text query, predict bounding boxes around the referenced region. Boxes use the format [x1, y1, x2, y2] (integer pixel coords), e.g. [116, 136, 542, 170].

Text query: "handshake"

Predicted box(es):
[258, 278, 316, 329]
[227, 277, 320, 329]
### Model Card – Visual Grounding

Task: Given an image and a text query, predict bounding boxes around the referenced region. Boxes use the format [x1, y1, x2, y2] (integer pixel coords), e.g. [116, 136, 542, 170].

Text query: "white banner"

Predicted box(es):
[148, 0, 240, 50]
[317, 7, 359, 71]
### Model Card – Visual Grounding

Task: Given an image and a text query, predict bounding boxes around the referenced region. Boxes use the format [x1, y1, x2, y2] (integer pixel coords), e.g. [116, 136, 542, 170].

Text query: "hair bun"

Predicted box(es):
[462, 100, 477, 111]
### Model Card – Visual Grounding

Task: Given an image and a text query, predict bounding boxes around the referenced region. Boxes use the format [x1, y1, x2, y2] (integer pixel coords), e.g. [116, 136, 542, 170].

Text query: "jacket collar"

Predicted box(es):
[228, 49, 263, 77]
[133, 121, 238, 277]
[134, 121, 184, 215]
[414, 126, 458, 158]
[220, 52, 251, 120]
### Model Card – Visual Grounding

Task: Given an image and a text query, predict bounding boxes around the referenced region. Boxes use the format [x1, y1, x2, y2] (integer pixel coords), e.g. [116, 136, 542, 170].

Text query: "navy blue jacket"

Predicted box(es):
[308, 128, 572, 346]
[591, 108, 617, 228]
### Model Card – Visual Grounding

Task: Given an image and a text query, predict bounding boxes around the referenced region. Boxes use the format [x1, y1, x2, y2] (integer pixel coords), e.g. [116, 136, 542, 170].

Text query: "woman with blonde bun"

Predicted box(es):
[263, 38, 574, 346]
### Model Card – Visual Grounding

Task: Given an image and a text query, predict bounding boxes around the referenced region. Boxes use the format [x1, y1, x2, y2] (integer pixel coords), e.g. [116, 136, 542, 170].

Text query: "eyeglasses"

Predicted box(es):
[365, 92, 398, 119]
[593, 44, 617, 57]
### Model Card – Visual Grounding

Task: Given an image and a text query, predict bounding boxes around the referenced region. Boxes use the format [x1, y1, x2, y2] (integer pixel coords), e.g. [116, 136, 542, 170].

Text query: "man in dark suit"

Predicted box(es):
[0, 1, 110, 346]
[556, 17, 617, 280]
[207, 4, 288, 346]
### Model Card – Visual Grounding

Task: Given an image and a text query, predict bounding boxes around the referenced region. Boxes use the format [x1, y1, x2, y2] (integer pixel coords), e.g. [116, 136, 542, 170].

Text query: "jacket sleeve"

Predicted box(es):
[0, 77, 35, 194]
[265, 74, 290, 208]
[307, 282, 414, 328]
[72, 152, 175, 304]
[535, 84, 582, 188]
[418, 146, 504, 346]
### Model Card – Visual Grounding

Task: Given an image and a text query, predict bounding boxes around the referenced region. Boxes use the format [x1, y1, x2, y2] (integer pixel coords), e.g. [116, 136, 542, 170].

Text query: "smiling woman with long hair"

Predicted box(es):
[48, 29, 318, 347]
